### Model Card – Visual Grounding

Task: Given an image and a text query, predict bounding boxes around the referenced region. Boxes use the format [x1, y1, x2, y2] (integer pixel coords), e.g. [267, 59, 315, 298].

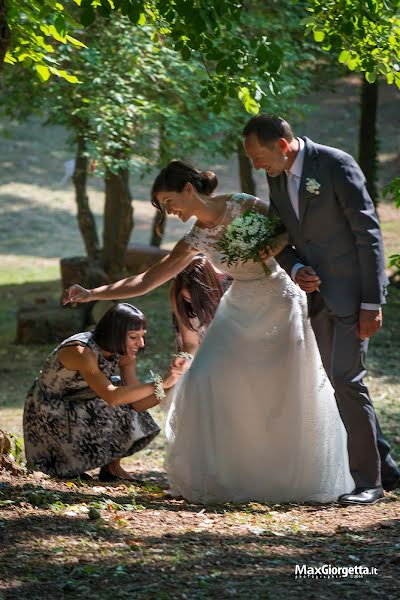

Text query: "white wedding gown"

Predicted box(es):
[164, 193, 354, 504]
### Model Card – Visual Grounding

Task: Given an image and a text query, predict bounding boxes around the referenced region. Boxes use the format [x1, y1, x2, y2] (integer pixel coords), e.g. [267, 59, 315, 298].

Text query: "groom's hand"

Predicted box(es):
[295, 266, 321, 293]
[359, 308, 382, 340]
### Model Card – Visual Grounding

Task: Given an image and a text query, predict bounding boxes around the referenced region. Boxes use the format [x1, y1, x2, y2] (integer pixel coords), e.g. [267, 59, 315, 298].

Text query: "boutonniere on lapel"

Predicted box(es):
[305, 178, 321, 195]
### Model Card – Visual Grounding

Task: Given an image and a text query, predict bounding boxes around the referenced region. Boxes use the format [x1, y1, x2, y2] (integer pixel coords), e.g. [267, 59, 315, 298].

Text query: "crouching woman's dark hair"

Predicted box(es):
[92, 303, 147, 355]
[173, 255, 227, 332]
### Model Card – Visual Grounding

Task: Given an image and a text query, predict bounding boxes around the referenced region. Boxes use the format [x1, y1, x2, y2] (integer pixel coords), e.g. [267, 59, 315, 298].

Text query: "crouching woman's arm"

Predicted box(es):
[57, 345, 180, 411]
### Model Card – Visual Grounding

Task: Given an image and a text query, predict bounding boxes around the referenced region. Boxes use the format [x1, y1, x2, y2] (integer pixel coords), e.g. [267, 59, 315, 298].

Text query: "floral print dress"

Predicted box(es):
[23, 331, 160, 477]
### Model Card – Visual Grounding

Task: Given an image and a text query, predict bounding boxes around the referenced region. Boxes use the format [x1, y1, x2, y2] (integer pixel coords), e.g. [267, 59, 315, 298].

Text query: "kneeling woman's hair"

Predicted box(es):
[174, 255, 226, 332]
[92, 303, 146, 355]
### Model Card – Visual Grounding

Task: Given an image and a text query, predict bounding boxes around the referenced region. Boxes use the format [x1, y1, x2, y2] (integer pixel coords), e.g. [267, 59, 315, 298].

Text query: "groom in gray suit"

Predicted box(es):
[243, 114, 400, 504]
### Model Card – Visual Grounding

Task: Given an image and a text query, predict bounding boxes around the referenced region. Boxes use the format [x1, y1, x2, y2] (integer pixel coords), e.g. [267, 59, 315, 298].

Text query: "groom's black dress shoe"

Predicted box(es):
[338, 487, 384, 505]
[382, 475, 400, 492]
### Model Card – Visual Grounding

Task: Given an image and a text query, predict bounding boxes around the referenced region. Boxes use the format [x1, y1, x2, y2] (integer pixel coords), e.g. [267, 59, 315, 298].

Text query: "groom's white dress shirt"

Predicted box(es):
[287, 138, 379, 311]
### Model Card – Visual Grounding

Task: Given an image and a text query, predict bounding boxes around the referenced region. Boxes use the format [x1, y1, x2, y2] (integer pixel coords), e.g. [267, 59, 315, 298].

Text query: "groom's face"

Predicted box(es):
[244, 134, 288, 177]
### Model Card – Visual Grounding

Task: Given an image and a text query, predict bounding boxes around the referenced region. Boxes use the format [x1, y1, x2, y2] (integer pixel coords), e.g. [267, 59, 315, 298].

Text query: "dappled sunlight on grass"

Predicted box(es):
[0, 255, 59, 284]
[0, 476, 399, 599]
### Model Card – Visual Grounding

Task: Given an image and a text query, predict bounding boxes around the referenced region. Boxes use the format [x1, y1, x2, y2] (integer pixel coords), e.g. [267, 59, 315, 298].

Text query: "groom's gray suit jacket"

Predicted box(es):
[268, 137, 388, 317]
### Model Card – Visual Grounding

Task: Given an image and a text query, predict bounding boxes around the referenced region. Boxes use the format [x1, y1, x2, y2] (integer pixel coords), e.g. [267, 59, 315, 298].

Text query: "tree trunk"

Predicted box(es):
[150, 209, 167, 247]
[102, 167, 133, 278]
[0, 0, 10, 69]
[237, 141, 256, 195]
[149, 120, 169, 246]
[72, 135, 100, 260]
[358, 77, 379, 206]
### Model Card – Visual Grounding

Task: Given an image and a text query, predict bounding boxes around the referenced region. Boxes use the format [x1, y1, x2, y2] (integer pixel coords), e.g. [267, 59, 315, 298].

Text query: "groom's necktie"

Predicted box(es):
[286, 171, 300, 220]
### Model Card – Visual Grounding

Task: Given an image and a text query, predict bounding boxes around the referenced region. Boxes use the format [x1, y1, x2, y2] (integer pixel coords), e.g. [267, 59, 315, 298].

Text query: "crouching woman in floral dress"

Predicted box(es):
[23, 303, 182, 481]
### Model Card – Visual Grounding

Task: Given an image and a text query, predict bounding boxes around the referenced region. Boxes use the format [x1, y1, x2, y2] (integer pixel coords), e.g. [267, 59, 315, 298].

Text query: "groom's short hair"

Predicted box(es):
[243, 114, 294, 147]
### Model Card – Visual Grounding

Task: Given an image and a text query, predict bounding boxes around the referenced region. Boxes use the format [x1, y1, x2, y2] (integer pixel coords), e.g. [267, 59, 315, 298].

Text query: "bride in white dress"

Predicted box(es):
[65, 160, 354, 504]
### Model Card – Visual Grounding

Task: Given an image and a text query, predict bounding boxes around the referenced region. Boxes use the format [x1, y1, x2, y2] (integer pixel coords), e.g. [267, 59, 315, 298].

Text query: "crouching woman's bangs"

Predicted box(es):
[92, 303, 147, 355]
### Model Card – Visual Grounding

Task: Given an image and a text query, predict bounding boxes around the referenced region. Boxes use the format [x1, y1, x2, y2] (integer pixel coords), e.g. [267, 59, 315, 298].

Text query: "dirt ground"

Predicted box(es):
[1, 467, 399, 600]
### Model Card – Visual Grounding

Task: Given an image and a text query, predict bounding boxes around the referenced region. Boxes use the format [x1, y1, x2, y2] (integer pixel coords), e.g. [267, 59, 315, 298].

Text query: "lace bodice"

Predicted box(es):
[184, 193, 282, 281]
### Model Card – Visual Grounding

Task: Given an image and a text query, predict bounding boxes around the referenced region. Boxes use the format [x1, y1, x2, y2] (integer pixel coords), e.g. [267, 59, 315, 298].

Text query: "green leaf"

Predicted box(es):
[238, 87, 259, 115]
[54, 14, 66, 37]
[313, 30, 325, 42]
[181, 45, 191, 61]
[65, 35, 87, 48]
[22, 57, 33, 68]
[138, 13, 146, 26]
[80, 7, 95, 27]
[128, 7, 140, 23]
[245, 97, 260, 115]
[342, 21, 354, 35]
[386, 72, 394, 84]
[4, 52, 17, 64]
[366, 71, 377, 83]
[35, 64, 51, 82]
[49, 66, 81, 83]
[256, 43, 269, 64]
[61, 73, 81, 84]
[216, 58, 230, 75]
[338, 50, 350, 64]
[388, 254, 400, 269]
[238, 86, 249, 102]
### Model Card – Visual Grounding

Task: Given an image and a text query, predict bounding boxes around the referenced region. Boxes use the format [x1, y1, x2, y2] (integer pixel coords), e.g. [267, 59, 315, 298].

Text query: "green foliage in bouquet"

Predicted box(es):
[217, 210, 282, 275]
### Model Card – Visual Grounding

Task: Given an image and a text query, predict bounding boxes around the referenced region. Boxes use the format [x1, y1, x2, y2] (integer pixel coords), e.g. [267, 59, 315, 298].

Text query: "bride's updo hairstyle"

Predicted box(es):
[151, 160, 218, 220]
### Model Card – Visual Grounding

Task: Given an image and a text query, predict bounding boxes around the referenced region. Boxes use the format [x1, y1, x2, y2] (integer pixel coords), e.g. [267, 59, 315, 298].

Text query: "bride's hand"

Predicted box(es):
[172, 356, 192, 371]
[63, 284, 93, 305]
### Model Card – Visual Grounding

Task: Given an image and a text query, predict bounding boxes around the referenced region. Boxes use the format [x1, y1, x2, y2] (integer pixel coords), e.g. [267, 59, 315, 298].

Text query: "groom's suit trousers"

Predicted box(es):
[309, 293, 398, 489]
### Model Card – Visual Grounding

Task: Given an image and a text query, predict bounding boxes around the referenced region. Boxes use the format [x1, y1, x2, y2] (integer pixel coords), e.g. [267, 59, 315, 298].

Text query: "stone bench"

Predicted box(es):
[16, 300, 85, 345]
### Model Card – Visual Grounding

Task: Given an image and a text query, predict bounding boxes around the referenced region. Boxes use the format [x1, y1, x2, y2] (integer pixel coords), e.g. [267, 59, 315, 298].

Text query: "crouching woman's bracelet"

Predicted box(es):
[149, 371, 166, 401]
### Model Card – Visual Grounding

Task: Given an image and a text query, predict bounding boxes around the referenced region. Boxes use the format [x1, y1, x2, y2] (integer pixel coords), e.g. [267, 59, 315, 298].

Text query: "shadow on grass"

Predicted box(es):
[0, 496, 399, 600]
[0, 195, 101, 259]
[367, 287, 400, 386]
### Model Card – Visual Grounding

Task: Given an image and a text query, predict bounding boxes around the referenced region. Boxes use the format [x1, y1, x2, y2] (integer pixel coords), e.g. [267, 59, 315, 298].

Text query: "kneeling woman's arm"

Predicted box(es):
[58, 345, 179, 410]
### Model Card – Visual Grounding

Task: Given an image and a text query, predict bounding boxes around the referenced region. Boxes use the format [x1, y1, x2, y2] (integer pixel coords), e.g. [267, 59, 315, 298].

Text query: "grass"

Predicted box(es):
[0, 77, 400, 599]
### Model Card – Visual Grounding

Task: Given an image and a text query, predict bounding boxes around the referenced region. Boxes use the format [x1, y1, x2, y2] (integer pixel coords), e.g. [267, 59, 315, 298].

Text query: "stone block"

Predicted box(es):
[16, 300, 85, 345]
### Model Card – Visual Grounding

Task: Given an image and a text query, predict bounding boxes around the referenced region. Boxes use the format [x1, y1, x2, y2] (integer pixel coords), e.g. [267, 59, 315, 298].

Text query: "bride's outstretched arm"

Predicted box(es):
[63, 238, 196, 304]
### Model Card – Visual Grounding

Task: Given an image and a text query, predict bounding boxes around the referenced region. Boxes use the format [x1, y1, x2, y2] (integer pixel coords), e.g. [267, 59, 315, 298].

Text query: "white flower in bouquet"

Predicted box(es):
[217, 210, 281, 275]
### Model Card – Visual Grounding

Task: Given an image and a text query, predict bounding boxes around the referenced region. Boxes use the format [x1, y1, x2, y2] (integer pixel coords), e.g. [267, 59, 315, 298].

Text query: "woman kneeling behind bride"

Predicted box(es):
[64, 161, 354, 504]
[24, 303, 182, 481]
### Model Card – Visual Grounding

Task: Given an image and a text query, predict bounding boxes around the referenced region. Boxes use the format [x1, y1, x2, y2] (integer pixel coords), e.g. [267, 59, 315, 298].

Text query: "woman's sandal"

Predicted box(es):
[98, 466, 135, 482]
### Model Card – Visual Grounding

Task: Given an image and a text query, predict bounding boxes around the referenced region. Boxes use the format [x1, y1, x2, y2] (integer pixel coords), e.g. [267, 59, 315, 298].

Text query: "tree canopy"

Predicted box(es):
[306, 0, 400, 87]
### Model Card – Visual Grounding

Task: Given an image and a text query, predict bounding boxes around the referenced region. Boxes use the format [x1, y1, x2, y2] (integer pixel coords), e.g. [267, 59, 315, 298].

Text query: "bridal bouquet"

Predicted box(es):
[217, 210, 281, 275]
